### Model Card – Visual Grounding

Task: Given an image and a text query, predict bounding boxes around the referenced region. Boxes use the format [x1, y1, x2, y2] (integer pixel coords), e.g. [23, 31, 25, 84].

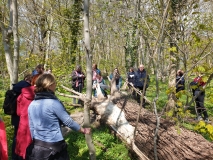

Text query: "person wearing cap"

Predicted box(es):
[71, 65, 85, 104]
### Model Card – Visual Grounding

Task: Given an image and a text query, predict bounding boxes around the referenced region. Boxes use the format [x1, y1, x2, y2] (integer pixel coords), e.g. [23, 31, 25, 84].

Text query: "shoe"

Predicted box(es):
[194, 116, 203, 121]
[204, 118, 210, 123]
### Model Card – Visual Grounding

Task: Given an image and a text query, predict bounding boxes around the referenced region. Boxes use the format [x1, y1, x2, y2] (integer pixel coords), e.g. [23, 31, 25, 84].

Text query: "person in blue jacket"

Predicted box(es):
[134, 64, 150, 107]
[27, 74, 91, 160]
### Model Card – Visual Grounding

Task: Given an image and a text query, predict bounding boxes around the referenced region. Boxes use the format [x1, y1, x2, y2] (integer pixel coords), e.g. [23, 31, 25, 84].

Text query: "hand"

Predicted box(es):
[80, 127, 91, 134]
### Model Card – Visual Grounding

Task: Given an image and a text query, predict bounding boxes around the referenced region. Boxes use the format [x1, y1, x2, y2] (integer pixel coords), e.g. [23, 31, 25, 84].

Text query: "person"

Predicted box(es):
[0, 118, 8, 160]
[71, 65, 85, 104]
[26, 74, 91, 160]
[191, 73, 209, 122]
[31, 64, 44, 86]
[11, 74, 32, 160]
[134, 64, 150, 107]
[127, 67, 136, 93]
[92, 64, 101, 95]
[109, 68, 122, 90]
[92, 70, 108, 98]
[15, 85, 35, 159]
[92, 64, 101, 82]
[176, 70, 185, 93]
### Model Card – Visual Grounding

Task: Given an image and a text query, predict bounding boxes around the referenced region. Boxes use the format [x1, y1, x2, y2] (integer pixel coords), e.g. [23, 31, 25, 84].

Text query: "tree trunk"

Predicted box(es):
[0, 0, 19, 88]
[83, 0, 96, 159]
[91, 96, 213, 160]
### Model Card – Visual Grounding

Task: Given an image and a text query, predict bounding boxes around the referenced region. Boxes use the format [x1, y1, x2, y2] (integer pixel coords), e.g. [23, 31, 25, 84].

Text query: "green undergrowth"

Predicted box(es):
[0, 90, 131, 160]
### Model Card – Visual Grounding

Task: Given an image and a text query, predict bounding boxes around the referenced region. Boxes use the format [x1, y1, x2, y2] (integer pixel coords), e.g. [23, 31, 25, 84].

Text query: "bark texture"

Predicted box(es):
[91, 96, 213, 160]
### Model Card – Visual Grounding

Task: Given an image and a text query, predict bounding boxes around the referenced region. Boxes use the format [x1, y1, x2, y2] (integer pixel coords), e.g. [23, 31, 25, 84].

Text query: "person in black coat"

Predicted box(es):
[176, 70, 185, 93]
[134, 64, 150, 107]
[127, 67, 136, 94]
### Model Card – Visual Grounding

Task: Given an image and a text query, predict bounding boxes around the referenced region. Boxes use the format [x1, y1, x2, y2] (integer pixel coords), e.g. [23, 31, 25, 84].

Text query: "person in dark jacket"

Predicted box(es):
[176, 70, 185, 93]
[191, 73, 209, 122]
[134, 64, 150, 107]
[71, 65, 85, 104]
[11, 74, 32, 160]
[127, 67, 136, 94]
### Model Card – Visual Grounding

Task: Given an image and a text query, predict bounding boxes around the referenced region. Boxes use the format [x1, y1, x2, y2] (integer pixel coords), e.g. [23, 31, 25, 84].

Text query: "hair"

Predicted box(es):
[36, 64, 44, 69]
[24, 73, 32, 81]
[34, 74, 56, 93]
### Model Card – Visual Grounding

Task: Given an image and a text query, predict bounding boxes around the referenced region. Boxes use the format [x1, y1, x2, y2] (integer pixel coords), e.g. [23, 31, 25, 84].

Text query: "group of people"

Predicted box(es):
[176, 69, 209, 122]
[1, 63, 210, 160]
[5, 64, 91, 160]
[71, 64, 123, 100]
[127, 64, 150, 107]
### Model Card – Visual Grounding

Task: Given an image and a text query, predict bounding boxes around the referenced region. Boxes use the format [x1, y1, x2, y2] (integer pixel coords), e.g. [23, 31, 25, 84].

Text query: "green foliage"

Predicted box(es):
[0, 89, 131, 159]
[194, 121, 213, 141]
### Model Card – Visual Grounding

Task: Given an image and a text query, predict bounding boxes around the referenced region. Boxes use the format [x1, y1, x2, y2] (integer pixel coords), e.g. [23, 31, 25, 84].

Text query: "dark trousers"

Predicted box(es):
[135, 86, 146, 107]
[73, 84, 83, 105]
[26, 139, 69, 160]
[195, 90, 208, 119]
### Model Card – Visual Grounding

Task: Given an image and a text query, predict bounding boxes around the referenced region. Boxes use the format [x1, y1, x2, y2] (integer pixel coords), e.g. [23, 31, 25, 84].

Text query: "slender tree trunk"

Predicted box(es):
[0, 0, 19, 88]
[167, 0, 177, 111]
[83, 0, 96, 159]
[12, 0, 19, 83]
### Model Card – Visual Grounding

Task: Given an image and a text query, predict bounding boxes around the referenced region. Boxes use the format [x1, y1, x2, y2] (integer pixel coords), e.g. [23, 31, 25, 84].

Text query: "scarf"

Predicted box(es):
[35, 91, 57, 100]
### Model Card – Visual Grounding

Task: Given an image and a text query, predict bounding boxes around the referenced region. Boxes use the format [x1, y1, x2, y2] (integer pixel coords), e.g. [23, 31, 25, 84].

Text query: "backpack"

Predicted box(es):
[2, 90, 19, 115]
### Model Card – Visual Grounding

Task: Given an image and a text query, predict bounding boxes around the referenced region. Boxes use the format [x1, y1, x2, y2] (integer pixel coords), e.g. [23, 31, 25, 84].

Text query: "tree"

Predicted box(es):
[83, 0, 96, 159]
[0, 0, 19, 87]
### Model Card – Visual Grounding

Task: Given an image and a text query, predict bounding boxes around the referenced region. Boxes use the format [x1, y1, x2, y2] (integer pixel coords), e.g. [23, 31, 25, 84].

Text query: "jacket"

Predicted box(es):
[11, 80, 31, 126]
[0, 119, 8, 160]
[127, 71, 136, 84]
[15, 86, 35, 159]
[176, 75, 185, 92]
[134, 69, 149, 88]
[28, 92, 81, 143]
[71, 70, 85, 88]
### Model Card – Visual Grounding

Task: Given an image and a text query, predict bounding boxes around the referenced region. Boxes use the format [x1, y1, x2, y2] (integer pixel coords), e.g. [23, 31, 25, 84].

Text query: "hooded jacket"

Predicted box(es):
[15, 86, 35, 159]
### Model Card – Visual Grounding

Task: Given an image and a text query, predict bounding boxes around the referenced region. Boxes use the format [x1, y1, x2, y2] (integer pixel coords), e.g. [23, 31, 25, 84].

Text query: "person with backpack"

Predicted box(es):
[26, 74, 90, 160]
[15, 85, 35, 159]
[10, 74, 32, 160]
[71, 65, 85, 104]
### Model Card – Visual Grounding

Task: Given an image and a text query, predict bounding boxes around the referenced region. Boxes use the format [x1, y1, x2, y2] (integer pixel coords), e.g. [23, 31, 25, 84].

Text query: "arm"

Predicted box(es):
[53, 101, 90, 134]
[16, 94, 22, 116]
[71, 71, 78, 81]
[28, 108, 34, 139]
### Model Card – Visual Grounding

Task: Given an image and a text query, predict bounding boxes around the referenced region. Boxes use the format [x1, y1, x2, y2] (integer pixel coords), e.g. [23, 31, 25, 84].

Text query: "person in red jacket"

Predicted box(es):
[0, 118, 8, 160]
[191, 73, 209, 122]
[15, 86, 35, 159]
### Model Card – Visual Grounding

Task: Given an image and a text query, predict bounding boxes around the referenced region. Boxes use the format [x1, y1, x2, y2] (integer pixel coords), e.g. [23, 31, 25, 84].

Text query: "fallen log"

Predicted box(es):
[60, 85, 213, 160]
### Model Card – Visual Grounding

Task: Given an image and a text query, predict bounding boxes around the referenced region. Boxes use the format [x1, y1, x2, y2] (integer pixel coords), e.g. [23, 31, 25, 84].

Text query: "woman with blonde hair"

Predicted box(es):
[26, 74, 90, 160]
